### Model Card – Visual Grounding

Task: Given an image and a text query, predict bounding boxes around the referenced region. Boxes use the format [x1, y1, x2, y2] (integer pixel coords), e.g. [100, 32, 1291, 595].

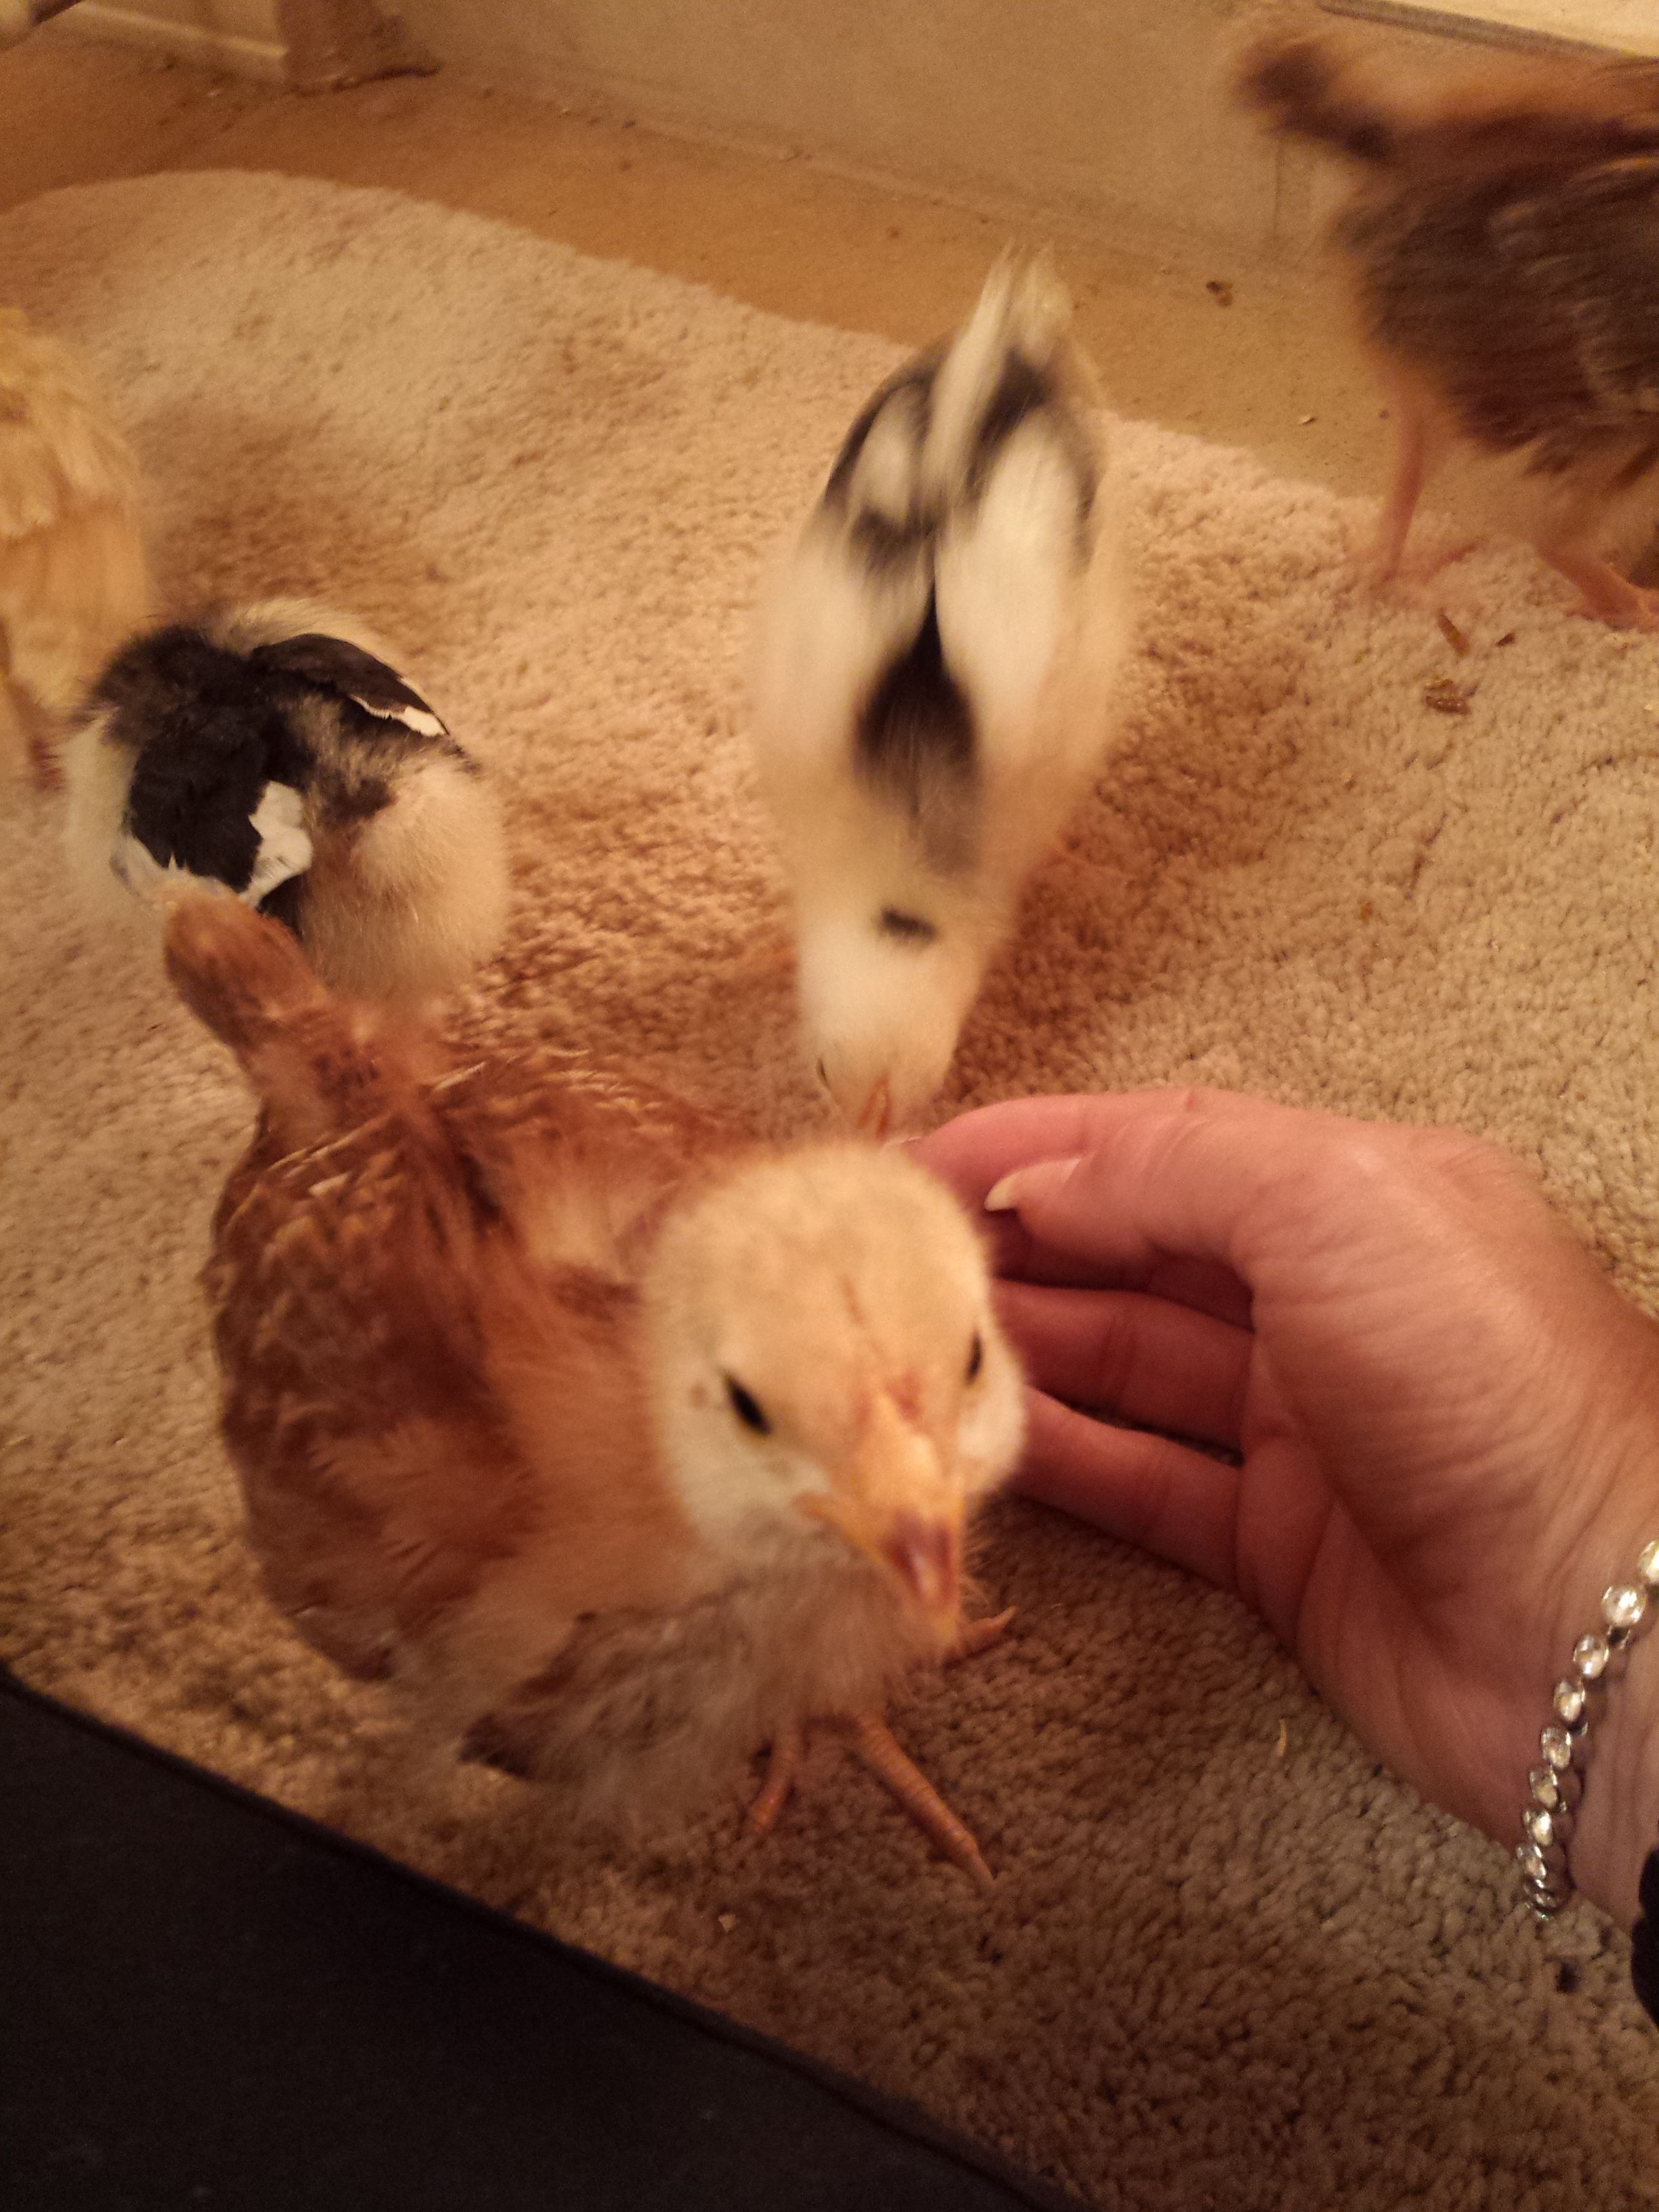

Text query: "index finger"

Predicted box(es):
[917, 1086, 1351, 1290]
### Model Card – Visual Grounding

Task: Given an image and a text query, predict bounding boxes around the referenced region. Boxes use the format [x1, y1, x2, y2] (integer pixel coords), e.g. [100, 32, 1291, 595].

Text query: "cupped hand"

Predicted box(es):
[918, 1088, 1659, 1916]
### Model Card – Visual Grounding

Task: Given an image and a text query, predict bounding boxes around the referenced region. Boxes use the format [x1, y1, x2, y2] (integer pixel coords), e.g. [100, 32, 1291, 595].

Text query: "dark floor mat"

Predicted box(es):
[0, 1666, 1082, 2211]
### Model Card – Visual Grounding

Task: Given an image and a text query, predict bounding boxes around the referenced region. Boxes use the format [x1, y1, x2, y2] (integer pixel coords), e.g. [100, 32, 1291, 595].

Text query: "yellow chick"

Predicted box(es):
[167, 896, 1025, 1882]
[0, 306, 149, 785]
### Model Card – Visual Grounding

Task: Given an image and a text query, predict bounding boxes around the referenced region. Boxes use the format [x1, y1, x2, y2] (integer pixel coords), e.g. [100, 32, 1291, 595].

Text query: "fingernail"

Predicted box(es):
[983, 1157, 1082, 1215]
[982, 1174, 1021, 1214]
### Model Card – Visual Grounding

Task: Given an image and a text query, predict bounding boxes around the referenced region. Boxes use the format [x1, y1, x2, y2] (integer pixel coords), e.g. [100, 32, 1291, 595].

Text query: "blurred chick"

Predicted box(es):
[1233, 14, 1659, 626]
[750, 255, 1130, 1135]
[66, 599, 510, 1005]
[0, 307, 149, 786]
[167, 895, 1024, 1882]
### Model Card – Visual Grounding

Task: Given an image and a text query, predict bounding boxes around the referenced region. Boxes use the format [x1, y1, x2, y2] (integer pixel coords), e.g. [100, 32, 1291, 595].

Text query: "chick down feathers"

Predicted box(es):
[66, 600, 510, 1004]
[0, 308, 149, 783]
[168, 897, 1024, 1839]
[751, 255, 1130, 1134]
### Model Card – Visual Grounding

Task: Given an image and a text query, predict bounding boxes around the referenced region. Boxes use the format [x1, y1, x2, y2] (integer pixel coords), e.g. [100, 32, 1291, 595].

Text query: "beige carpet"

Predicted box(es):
[4, 171, 1659, 2209]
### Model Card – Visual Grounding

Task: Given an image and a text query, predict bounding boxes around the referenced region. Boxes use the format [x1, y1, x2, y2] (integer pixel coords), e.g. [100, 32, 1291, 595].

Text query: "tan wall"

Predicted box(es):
[58, 1, 1543, 268]
[393, 0, 1329, 265]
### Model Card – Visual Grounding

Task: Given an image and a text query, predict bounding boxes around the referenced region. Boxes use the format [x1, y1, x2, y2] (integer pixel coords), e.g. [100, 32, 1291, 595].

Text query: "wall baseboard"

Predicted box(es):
[52, 2, 287, 81]
[1324, 0, 1659, 58]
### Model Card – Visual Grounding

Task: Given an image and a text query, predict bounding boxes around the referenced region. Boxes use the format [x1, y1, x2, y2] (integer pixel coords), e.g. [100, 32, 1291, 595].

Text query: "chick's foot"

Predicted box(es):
[744, 1702, 999, 1888]
[1550, 553, 1659, 632]
[843, 1713, 995, 1890]
[744, 1611, 1010, 1879]
[947, 1605, 1015, 1664]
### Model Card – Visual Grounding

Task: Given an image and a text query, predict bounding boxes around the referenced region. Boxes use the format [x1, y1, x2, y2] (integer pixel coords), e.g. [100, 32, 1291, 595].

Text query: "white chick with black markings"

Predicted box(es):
[0, 307, 150, 787]
[750, 255, 1131, 1135]
[64, 598, 510, 1006]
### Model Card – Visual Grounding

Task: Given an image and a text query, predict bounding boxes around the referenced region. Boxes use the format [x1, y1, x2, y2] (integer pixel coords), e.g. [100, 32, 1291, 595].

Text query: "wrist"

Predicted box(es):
[1561, 1584, 1659, 1925]
[1523, 1341, 1659, 1925]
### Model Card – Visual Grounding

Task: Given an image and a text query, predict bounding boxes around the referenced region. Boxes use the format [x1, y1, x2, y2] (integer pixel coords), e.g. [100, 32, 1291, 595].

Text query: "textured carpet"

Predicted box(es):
[3, 171, 1658, 2212]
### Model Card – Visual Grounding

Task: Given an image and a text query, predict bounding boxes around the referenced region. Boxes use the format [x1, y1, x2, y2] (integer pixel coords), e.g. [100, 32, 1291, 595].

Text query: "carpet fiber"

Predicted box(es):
[3, 171, 1658, 2211]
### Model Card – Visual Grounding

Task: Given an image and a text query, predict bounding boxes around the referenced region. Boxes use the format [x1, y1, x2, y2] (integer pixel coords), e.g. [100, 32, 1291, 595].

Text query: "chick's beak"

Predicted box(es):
[855, 1076, 892, 1140]
[877, 1508, 961, 1618]
[802, 1491, 964, 1629]
[798, 1395, 963, 1631]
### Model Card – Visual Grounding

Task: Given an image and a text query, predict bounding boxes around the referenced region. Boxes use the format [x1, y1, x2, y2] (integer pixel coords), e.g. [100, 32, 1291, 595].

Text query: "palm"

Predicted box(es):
[1233, 1406, 1523, 1839]
[918, 1088, 1659, 1851]
[1015, 1310, 1573, 1843]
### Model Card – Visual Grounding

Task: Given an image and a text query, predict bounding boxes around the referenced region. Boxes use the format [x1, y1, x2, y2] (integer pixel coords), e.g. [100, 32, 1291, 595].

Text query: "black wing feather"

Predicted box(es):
[247, 634, 450, 741]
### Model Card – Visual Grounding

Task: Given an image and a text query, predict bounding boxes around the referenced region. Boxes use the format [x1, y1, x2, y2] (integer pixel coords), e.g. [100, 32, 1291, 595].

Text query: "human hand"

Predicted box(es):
[918, 1089, 1659, 1922]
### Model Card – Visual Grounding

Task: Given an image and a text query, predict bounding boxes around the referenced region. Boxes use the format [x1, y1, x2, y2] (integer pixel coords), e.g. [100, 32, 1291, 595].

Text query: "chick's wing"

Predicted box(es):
[1496, 154, 1659, 437]
[207, 1047, 735, 1682]
[208, 1108, 541, 1680]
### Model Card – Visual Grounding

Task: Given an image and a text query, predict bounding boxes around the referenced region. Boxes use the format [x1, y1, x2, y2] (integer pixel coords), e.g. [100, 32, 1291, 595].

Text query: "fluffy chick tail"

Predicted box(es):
[817, 250, 1097, 565]
[164, 893, 435, 1151]
[907, 255, 1109, 827]
[917, 252, 1092, 508]
[1232, 9, 1659, 168]
[1230, 16, 1401, 165]
[772, 255, 1103, 858]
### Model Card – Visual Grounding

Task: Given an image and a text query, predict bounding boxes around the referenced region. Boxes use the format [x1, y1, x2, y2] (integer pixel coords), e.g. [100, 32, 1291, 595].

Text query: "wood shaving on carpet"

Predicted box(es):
[2, 171, 1657, 2211]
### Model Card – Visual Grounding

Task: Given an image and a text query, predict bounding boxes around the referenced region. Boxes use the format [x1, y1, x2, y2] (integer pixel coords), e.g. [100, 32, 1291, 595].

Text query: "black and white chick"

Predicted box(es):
[64, 599, 510, 1006]
[750, 255, 1130, 1135]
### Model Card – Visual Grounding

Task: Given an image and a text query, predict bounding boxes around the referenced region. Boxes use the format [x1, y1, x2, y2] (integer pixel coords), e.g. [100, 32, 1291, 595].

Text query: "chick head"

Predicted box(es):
[642, 1142, 1023, 1643]
[796, 900, 988, 1139]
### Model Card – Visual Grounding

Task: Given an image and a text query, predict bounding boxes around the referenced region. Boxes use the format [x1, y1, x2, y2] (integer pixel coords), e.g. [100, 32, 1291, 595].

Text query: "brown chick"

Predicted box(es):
[167, 895, 1025, 1883]
[1233, 15, 1659, 626]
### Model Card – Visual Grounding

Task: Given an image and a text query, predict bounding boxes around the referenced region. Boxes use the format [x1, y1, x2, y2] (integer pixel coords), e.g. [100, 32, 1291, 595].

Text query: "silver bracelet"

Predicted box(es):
[1520, 1538, 1659, 1921]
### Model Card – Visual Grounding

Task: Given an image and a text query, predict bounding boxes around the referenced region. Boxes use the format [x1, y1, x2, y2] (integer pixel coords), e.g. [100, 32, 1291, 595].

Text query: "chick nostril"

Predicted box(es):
[815, 1058, 829, 1090]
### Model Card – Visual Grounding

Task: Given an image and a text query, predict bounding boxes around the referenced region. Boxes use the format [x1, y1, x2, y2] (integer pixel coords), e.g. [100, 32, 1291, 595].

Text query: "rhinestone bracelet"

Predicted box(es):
[1519, 1538, 1659, 1921]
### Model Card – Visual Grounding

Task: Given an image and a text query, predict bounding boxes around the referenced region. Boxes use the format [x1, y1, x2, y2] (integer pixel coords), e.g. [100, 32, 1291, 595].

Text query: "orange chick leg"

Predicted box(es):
[842, 1713, 995, 1891]
[1367, 401, 1474, 586]
[28, 726, 62, 792]
[745, 1721, 804, 1839]
[1, 680, 36, 787]
[0, 678, 63, 793]
[1371, 409, 1426, 583]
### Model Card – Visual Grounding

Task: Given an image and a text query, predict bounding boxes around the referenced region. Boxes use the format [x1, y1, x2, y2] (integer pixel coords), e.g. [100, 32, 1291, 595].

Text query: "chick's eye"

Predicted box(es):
[966, 1332, 983, 1383]
[725, 1375, 771, 1435]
